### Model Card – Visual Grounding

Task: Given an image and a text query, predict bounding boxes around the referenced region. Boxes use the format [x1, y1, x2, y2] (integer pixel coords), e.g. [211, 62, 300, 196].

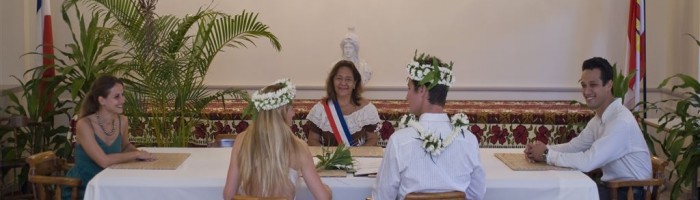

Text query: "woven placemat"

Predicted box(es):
[317, 170, 348, 177]
[110, 153, 190, 170]
[308, 146, 384, 157]
[495, 153, 572, 171]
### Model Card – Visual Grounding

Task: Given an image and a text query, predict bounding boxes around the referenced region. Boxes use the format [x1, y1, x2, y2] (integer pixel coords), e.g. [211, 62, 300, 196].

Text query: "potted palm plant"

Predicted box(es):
[639, 34, 700, 199]
[1, 1, 127, 193]
[54, 2, 126, 115]
[70, 0, 281, 147]
[26, 2, 125, 115]
[611, 63, 636, 103]
[642, 73, 700, 199]
[2, 68, 72, 191]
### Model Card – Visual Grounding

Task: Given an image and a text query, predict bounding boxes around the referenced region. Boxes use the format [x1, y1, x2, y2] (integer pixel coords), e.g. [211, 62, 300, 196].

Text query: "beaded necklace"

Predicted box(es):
[96, 112, 116, 136]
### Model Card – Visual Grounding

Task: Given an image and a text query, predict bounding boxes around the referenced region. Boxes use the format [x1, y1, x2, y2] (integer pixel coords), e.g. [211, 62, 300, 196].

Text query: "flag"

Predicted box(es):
[37, 0, 55, 113]
[625, 0, 645, 108]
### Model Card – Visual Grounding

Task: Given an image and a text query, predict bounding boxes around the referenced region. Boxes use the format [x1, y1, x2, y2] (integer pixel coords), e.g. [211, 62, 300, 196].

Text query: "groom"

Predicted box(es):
[372, 52, 486, 200]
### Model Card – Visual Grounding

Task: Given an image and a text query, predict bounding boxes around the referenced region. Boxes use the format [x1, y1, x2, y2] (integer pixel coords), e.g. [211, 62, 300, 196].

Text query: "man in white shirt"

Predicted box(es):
[372, 52, 486, 200]
[525, 57, 652, 200]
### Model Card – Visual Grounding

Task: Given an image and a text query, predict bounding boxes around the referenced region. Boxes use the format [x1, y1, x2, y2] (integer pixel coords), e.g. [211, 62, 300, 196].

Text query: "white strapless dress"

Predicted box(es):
[289, 170, 299, 200]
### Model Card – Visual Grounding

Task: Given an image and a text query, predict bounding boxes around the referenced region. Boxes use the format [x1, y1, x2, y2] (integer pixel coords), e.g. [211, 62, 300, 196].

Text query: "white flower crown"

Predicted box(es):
[406, 55, 454, 87]
[406, 61, 455, 87]
[252, 78, 296, 111]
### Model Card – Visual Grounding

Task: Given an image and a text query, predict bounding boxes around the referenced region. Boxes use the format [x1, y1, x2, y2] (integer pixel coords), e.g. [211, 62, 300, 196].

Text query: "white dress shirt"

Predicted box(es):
[546, 98, 652, 181]
[372, 113, 486, 200]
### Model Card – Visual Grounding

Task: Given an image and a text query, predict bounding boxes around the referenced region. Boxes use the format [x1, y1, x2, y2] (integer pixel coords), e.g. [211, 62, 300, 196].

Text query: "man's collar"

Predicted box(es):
[418, 113, 450, 122]
[600, 98, 623, 122]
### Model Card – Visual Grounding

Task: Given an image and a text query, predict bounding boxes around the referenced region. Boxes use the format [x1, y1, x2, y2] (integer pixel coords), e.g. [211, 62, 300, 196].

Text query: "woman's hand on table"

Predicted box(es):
[136, 150, 157, 161]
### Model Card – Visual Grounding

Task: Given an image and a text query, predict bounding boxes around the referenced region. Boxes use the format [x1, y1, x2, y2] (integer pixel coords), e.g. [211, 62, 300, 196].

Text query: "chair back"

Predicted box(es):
[232, 195, 287, 200]
[650, 156, 668, 180]
[607, 156, 668, 200]
[210, 134, 237, 147]
[26, 151, 81, 200]
[405, 191, 466, 200]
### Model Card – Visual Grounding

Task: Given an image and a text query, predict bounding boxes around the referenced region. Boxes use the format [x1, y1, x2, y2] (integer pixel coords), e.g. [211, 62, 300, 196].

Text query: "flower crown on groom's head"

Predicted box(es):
[406, 50, 455, 89]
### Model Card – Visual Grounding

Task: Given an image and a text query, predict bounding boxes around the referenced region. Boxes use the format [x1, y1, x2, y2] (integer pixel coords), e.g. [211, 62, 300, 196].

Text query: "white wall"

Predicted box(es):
[1, 0, 698, 103]
[1, 0, 30, 84]
[1, 0, 74, 84]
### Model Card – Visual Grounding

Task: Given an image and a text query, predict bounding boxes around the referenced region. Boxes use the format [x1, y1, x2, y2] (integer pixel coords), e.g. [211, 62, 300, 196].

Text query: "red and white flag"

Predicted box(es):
[625, 0, 645, 108]
[37, 0, 55, 113]
[37, 0, 55, 77]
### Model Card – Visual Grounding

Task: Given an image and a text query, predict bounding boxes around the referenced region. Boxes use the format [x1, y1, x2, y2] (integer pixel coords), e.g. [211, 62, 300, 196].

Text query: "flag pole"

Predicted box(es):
[641, 0, 647, 118]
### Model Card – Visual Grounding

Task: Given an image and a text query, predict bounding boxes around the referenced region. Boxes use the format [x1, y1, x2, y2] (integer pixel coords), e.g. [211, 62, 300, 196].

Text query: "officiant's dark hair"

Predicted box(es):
[325, 60, 363, 106]
[411, 80, 448, 106]
[581, 57, 613, 93]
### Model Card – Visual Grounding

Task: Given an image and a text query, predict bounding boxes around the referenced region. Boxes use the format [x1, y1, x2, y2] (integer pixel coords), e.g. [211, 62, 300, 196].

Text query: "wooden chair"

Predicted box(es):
[25, 151, 81, 200]
[404, 191, 467, 200]
[232, 195, 287, 200]
[210, 134, 237, 147]
[605, 156, 668, 200]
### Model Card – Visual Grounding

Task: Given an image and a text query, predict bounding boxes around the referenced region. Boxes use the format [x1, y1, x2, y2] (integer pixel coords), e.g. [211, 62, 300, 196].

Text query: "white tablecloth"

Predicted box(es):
[481, 149, 598, 200]
[84, 148, 597, 200]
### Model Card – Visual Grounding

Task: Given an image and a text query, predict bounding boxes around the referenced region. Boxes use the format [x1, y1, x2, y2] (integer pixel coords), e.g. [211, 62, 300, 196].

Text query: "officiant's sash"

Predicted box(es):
[322, 100, 353, 146]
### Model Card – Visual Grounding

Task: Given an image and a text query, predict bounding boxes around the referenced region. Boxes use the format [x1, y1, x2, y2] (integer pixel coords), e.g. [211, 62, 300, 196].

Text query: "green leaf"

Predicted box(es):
[641, 37, 700, 197]
[63, 0, 281, 148]
[315, 146, 355, 171]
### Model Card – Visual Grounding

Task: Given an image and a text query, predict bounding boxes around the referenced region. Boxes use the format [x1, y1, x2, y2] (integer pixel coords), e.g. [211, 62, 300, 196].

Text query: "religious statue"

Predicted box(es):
[341, 27, 372, 85]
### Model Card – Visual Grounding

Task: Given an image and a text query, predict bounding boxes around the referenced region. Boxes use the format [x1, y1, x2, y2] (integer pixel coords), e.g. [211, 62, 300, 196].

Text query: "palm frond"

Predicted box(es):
[73, 0, 280, 147]
[192, 10, 281, 73]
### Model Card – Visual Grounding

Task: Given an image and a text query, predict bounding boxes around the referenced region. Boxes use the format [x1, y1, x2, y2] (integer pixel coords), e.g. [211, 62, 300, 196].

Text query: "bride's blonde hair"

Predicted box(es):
[237, 83, 305, 198]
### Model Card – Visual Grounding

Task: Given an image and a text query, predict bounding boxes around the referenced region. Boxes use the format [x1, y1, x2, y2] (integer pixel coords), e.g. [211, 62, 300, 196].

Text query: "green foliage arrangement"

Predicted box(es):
[642, 73, 700, 199]
[2, 69, 72, 188]
[315, 146, 355, 171]
[69, 0, 281, 146]
[56, 3, 125, 114]
[611, 63, 636, 102]
[636, 34, 700, 199]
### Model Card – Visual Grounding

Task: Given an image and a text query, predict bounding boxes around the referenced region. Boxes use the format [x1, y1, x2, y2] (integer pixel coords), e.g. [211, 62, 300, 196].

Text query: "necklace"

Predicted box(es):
[409, 121, 460, 156]
[401, 113, 471, 157]
[96, 112, 116, 136]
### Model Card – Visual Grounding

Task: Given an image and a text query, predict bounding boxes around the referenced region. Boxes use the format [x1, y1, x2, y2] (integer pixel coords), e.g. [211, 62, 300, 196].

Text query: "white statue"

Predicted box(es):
[341, 27, 372, 85]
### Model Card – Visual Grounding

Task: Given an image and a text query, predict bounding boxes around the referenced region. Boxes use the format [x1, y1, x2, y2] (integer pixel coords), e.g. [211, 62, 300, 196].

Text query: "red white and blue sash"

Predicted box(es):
[322, 100, 353, 146]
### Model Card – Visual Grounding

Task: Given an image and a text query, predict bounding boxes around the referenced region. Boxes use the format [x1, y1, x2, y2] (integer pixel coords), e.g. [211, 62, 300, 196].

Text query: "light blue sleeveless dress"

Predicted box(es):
[62, 117, 122, 200]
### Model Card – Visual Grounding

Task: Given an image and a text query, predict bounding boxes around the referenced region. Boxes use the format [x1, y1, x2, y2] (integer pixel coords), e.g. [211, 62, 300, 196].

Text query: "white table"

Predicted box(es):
[84, 148, 231, 200]
[481, 148, 598, 200]
[85, 148, 597, 200]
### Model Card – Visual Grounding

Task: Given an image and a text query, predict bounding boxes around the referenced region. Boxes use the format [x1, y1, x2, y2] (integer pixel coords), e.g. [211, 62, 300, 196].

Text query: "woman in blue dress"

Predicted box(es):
[63, 75, 156, 200]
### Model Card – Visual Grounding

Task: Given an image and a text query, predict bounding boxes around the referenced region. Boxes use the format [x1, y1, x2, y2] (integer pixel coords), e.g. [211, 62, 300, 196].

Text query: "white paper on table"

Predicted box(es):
[354, 157, 382, 176]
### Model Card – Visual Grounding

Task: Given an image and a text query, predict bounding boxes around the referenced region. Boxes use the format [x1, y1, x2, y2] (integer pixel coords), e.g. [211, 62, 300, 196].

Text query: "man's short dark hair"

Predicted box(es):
[411, 81, 448, 106]
[581, 57, 613, 85]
